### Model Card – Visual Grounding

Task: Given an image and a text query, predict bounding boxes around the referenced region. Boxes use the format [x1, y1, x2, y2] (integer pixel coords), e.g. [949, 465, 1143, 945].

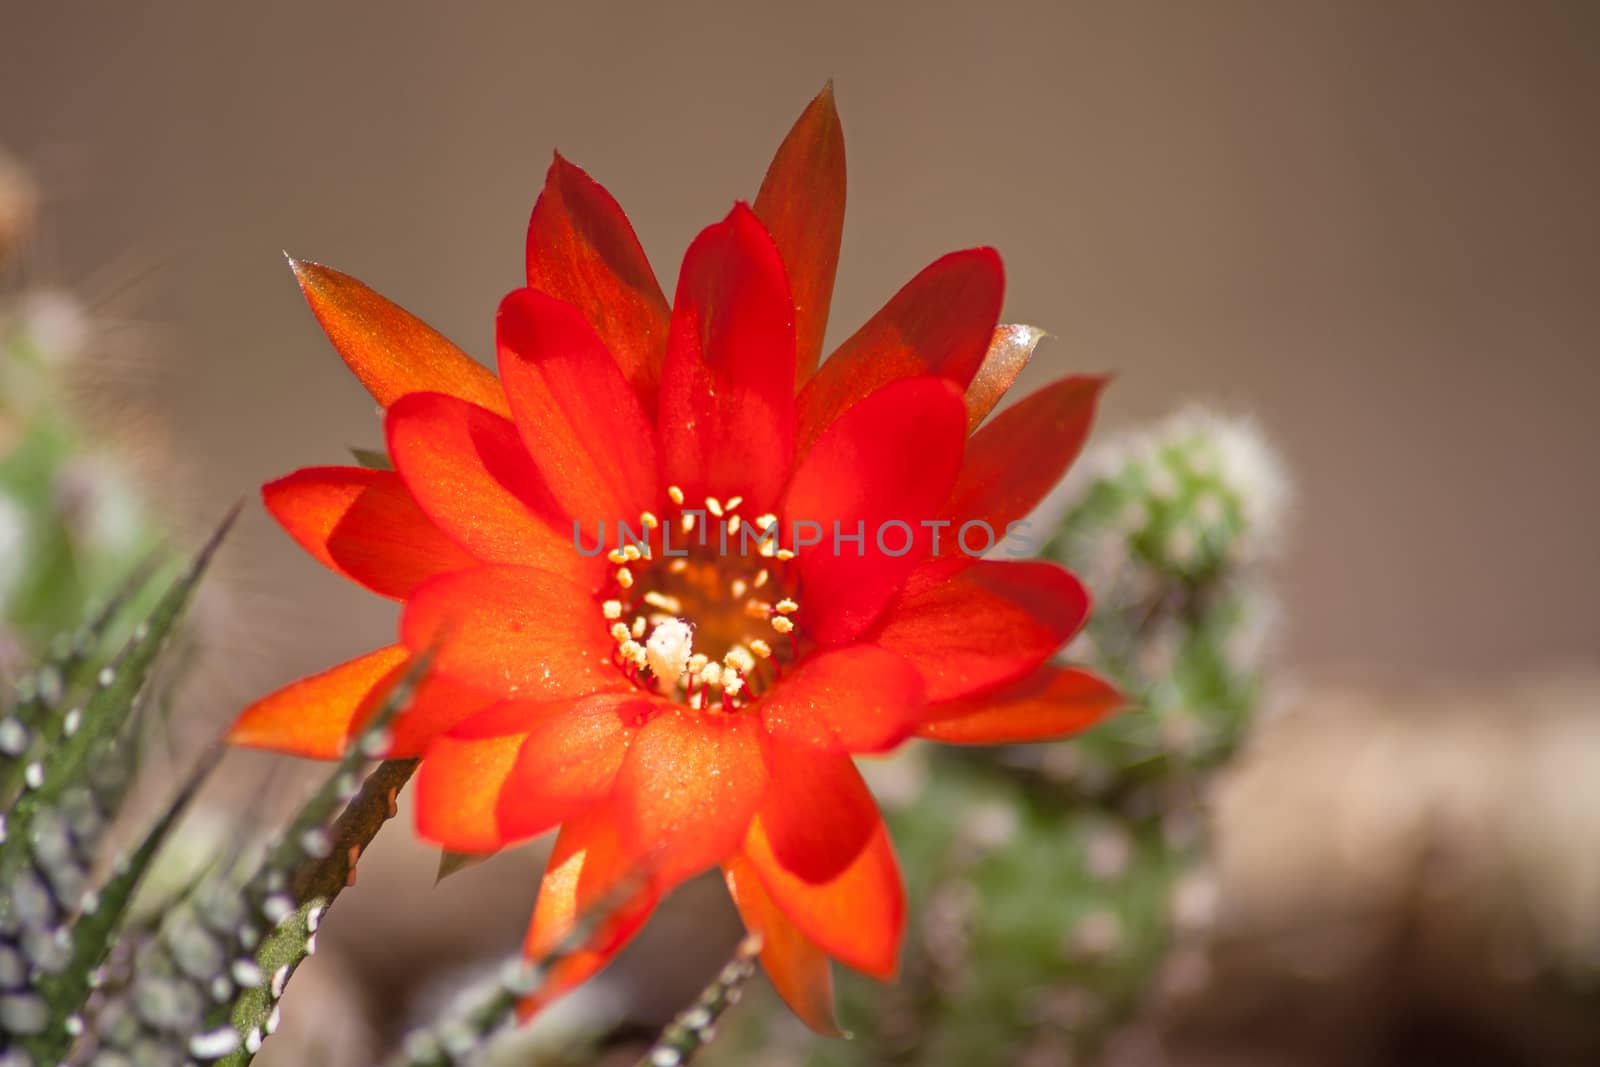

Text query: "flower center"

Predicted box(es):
[599, 486, 799, 709]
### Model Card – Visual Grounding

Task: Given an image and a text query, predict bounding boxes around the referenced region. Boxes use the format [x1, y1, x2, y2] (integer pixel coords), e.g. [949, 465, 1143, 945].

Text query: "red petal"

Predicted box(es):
[943, 376, 1106, 549]
[229, 646, 408, 759]
[519, 807, 661, 1020]
[755, 85, 846, 385]
[965, 324, 1044, 431]
[414, 724, 522, 852]
[612, 708, 768, 890]
[386, 392, 598, 582]
[783, 377, 968, 646]
[401, 565, 619, 699]
[288, 259, 507, 414]
[497, 288, 660, 525]
[263, 467, 476, 600]
[757, 744, 878, 884]
[918, 665, 1122, 743]
[657, 205, 796, 514]
[759, 646, 925, 753]
[742, 813, 903, 980]
[724, 854, 841, 1035]
[491, 693, 648, 841]
[796, 248, 1003, 454]
[415, 692, 640, 850]
[870, 560, 1090, 702]
[378, 667, 500, 758]
[525, 154, 669, 408]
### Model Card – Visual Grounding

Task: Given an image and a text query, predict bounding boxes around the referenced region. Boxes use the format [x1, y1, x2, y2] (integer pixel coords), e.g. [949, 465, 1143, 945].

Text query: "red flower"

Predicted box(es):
[231, 86, 1119, 1032]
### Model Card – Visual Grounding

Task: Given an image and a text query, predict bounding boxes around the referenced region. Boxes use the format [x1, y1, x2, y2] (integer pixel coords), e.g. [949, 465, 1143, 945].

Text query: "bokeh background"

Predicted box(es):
[3, 2, 1597, 1065]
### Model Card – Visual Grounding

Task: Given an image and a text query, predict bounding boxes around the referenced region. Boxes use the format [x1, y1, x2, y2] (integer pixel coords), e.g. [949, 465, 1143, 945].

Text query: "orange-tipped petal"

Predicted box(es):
[401, 565, 617, 699]
[288, 258, 507, 414]
[757, 744, 878, 884]
[755, 84, 846, 385]
[612, 708, 768, 890]
[870, 560, 1090, 702]
[724, 854, 841, 1035]
[743, 813, 904, 980]
[525, 154, 671, 410]
[386, 392, 598, 582]
[497, 288, 660, 526]
[796, 248, 1002, 455]
[759, 646, 925, 753]
[262, 466, 477, 600]
[918, 665, 1122, 743]
[783, 377, 968, 647]
[519, 807, 660, 1020]
[965, 324, 1045, 431]
[657, 205, 797, 515]
[229, 646, 408, 759]
[944, 375, 1106, 548]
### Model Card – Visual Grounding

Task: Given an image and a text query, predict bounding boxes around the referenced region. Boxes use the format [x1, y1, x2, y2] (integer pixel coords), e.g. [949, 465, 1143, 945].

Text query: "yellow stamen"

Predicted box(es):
[643, 591, 682, 613]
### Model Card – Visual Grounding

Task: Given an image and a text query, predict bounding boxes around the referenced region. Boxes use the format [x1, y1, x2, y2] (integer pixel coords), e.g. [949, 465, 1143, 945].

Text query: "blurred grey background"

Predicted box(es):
[4, 0, 1596, 695]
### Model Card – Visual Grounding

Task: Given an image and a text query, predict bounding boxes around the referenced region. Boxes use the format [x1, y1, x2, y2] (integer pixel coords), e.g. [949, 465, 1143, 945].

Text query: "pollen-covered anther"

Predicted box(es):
[610, 622, 631, 644]
[775, 599, 798, 615]
[706, 496, 724, 518]
[607, 549, 629, 565]
[687, 653, 710, 675]
[723, 673, 745, 697]
[771, 616, 795, 636]
[753, 569, 770, 589]
[700, 661, 724, 688]
[725, 646, 757, 674]
[727, 515, 743, 536]
[602, 600, 623, 621]
[622, 544, 644, 562]
[744, 600, 773, 620]
[643, 591, 683, 614]
[631, 616, 647, 639]
[640, 511, 660, 530]
[747, 639, 773, 660]
[668, 485, 685, 505]
[725, 496, 744, 512]
[730, 578, 749, 599]
[775, 549, 795, 561]
[616, 567, 634, 589]
[646, 618, 694, 692]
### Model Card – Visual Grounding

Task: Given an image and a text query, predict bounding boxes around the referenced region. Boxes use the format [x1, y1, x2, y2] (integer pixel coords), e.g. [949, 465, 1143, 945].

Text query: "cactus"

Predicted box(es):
[0, 286, 165, 665]
[0, 513, 230, 1064]
[701, 407, 1290, 1065]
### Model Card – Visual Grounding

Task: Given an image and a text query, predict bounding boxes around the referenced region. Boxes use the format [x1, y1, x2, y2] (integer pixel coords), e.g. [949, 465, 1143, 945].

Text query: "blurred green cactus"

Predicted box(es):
[1, 287, 164, 668]
[704, 406, 1290, 1066]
